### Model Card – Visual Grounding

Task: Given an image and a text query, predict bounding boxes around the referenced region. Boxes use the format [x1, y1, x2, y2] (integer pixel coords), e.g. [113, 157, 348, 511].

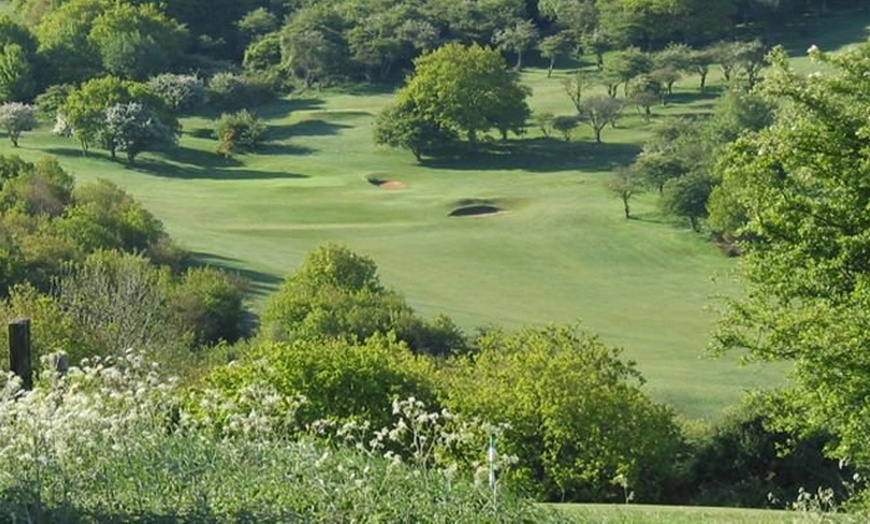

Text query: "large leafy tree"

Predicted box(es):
[88, 2, 188, 80]
[396, 43, 530, 144]
[711, 43, 870, 474]
[57, 76, 173, 155]
[34, 0, 108, 84]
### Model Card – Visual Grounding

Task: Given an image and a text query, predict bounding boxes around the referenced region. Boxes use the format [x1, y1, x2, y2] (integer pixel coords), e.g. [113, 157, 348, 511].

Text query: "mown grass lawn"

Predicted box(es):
[4, 9, 868, 419]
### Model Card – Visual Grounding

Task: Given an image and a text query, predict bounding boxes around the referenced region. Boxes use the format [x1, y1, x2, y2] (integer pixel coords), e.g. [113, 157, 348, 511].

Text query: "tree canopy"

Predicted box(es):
[393, 43, 530, 144]
[710, 43, 870, 469]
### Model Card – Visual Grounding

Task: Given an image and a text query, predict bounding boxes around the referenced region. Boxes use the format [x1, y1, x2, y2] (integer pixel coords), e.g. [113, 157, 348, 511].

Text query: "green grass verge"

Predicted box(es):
[553, 503, 860, 523]
[5, 10, 868, 418]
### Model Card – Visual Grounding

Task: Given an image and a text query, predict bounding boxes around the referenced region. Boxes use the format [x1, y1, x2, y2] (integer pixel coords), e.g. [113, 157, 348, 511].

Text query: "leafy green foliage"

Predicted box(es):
[710, 43, 870, 481]
[578, 95, 622, 143]
[442, 325, 683, 502]
[206, 72, 275, 111]
[207, 334, 438, 430]
[0, 353, 562, 522]
[0, 44, 35, 102]
[57, 75, 171, 155]
[374, 99, 457, 161]
[172, 266, 248, 346]
[661, 172, 715, 231]
[397, 43, 530, 143]
[262, 244, 467, 356]
[492, 19, 539, 70]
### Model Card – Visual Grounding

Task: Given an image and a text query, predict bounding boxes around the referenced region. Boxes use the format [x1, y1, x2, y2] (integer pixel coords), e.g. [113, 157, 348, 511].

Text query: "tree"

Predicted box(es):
[710, 43, 870, 479]
[57, 76, 171, 155]
[629, 74, 664, 121]
[651, 66, 680, 97]
[492, 19, 539, 70]
[606, 166, 645, 218]
[374, 100, 457, 161]
[533, 111, 555, 138]
[579, 96, 622, 143]
[34, 0, 108, 84]
[660, 172, 714, 231]
[0, 44, 35, 102]
[101, 102, 177, 163]
[688, 47, 713, 91]
[537, 31, 573, 77]
[280, 6, 346, 89]
[53, 250, 177, 358]
[87, 2, 188, 80]
[397, 43, 531, 144]
[606, 47, 652, 97]
[563, 70, 589, 113]
[0, 102, 36, 147]
[442, 325, 682, 502]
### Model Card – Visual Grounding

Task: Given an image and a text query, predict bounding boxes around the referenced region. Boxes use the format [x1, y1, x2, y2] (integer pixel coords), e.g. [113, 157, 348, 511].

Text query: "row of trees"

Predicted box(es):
[0, 0, 859, 106]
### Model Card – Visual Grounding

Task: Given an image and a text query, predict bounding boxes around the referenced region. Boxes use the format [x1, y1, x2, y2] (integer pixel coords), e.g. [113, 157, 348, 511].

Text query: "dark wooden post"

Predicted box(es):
[54, 353, 69, 376]
[9, 318, 32, 390]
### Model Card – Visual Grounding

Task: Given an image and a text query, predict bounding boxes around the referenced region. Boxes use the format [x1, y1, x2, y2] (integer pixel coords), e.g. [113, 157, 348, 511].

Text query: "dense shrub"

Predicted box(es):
[146, 73, 206, 112]
[441, 325, 683, 503]
[214, 109, 265, 156]
[172, 266, 248, 346]
[206, 71, 275, 111]
[205, 334, 438, 431]
[684, 394, 853, 508]
[261, 243, 468, 356]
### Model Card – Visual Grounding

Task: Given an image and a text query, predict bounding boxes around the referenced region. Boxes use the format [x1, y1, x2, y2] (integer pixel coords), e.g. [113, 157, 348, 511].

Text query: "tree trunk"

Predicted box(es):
[515, 51, 523, 71]
[10, 135, 18, 147]
[547, 58, 555, 78]
[622, 196, 630, 219]
[594, 126, 602, 143]
[690, 215, 698, 231]
[699, 72, 707, 91]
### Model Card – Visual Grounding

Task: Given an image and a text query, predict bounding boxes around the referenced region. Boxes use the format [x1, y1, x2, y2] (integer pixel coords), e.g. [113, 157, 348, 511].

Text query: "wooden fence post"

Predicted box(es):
[9, 318, 32, 391]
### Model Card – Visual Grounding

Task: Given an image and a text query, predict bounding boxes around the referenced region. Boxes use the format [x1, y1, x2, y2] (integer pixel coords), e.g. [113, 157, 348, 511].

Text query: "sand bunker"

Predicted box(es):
[448, 205, 505, 218]
[367, 176, 407, 189]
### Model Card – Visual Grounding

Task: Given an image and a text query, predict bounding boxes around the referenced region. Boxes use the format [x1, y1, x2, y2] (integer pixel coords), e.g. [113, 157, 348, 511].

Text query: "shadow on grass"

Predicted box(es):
[162, 145, 243, 168]
[259, 142, 316, 156]
[45, 145, 308, 180]
[666, 86, 724, 105]
[421, 138, 641, 173]
[189, 251, 283, 298]
[129, 158, 308, 180]
[267, 119, 352, 141]
[259, 97, 324, 119]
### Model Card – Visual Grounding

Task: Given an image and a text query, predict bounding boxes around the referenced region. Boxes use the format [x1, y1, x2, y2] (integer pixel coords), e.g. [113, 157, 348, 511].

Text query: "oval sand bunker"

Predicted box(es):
[448, 205, 504, 217]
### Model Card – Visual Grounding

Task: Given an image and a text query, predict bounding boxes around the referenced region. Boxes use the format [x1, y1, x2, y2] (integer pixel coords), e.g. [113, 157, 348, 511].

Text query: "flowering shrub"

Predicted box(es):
[0, 352, 564, 522]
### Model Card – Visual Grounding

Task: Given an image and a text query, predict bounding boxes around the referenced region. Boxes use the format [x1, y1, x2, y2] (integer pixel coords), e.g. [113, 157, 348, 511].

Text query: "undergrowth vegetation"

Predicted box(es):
[0, 352, 565, 523]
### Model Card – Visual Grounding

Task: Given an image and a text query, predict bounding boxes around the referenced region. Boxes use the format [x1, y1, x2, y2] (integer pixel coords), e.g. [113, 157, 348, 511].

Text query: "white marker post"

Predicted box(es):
[488, 434, 497, 510]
